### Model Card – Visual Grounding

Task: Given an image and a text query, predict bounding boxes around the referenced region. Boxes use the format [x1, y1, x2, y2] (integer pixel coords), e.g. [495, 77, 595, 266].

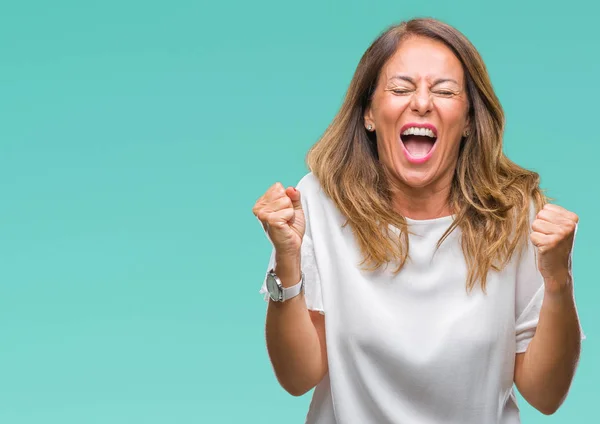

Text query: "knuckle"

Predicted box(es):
[275, 196, 292, 209]
[267, 183, 284, 197]
[270, 199, 284, 211]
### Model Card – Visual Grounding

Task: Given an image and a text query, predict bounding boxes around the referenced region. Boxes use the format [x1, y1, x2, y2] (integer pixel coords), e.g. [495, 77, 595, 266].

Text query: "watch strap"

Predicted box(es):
[281, 273, 304, 301]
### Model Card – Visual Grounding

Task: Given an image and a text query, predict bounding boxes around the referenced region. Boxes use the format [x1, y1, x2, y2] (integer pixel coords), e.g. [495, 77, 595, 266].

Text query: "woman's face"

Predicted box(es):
[365, 36, 470, 191]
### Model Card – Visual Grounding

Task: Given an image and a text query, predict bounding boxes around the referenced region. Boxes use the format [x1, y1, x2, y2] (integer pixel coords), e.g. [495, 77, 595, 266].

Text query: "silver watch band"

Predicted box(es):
[281, 273, 304, 301]
[267, 269, 305, 302]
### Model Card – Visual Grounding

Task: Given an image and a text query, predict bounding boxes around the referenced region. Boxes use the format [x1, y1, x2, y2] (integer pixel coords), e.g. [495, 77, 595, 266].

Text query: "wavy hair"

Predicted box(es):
[306, 18, 547, 291]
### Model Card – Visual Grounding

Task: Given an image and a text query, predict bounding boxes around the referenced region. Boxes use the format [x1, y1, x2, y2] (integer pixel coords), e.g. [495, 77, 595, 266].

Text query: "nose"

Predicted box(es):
[409, 87, 433, 116]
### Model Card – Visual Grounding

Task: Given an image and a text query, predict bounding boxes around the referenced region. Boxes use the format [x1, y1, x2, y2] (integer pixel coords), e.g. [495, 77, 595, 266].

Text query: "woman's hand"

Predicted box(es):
[253, 182, 305, 259]
[530, 204, 579, 294]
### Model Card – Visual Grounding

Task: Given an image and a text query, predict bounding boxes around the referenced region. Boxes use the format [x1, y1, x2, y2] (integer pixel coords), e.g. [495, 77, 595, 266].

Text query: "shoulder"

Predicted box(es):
[295, 172, 323, 198]
[525, 195, 545, 226]
[295, 172, 337, 223]
[509, 195, 541, 228]
[511, 195, 543, 262]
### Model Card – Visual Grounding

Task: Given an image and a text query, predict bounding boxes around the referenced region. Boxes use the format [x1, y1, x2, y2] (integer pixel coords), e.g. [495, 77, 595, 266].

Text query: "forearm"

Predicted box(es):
[265, 256, 327, 396]
[515, 277, 581, 414]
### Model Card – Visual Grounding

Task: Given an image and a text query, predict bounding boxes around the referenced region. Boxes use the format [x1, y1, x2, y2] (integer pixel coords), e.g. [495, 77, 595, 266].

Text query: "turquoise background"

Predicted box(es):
[0, 0, 597, 422]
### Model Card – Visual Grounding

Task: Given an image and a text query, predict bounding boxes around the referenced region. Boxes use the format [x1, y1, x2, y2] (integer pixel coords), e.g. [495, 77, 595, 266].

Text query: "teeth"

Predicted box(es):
[401, 127, 436, 138]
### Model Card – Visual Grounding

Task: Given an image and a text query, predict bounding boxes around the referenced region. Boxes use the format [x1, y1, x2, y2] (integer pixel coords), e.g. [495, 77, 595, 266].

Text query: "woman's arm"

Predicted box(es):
[514, 204, 582, 414]
[265, 256, 328, 396]
[514, 281, 581, 415]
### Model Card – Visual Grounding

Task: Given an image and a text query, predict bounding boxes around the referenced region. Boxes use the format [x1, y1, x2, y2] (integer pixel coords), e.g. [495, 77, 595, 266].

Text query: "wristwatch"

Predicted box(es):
[265, 269, 305, 302]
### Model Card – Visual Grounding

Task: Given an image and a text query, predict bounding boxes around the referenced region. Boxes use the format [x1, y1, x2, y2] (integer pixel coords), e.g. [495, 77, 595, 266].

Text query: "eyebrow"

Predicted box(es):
[389, 75, 460, 86]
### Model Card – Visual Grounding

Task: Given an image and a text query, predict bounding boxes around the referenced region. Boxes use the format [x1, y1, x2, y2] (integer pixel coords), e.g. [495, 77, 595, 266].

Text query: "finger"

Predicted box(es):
[531, 218, 559, 235]
[257, 213, 269, 234]
[530, 231, 552, 249]
[541, 204, 579, 224]
[536, 210, 578, 238]
[266, 196, 293, 213]
[536, 208, 573, 226]
[266, 208, 295, 229]
[265, 182, 287, 202]
[543, 203, 567, 213]
[285, 187, 303, 211]
[253, 183, 289, 218]
[252, 194, 267, 215]
[256, 196, 292, 223]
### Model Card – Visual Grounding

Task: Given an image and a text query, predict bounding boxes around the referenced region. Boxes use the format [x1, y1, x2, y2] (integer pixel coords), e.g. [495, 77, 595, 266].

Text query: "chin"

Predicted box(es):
[396, 169, 436, 189]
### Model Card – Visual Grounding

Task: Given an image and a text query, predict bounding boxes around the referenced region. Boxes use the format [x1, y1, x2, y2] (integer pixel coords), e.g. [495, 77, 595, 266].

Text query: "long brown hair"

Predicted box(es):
[306, 18, 547, 291]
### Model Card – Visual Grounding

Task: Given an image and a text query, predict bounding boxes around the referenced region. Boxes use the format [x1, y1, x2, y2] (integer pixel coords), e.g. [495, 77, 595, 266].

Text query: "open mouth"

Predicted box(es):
[400, 125, 438, 160]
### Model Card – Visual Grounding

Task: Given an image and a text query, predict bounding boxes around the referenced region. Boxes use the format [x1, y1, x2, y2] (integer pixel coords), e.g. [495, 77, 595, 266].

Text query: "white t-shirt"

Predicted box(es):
[259, 172, 559, 424]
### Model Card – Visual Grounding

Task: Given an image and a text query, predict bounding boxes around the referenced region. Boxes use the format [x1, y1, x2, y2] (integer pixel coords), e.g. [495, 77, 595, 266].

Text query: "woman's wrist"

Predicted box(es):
[543, 273, 574, 300]
[275, 253, 302, 288]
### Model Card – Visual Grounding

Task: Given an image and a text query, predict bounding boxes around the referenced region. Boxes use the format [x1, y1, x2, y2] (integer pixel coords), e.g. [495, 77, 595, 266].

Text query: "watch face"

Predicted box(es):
[266, 273, 280, 301]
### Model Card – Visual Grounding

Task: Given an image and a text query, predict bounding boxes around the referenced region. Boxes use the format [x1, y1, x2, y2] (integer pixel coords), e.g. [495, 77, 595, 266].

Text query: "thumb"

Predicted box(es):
[286, 186, 303, 210]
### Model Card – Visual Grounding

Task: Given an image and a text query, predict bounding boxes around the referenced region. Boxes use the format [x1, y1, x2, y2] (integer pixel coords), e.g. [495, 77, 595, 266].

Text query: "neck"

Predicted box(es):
[390, 178, 453, 220]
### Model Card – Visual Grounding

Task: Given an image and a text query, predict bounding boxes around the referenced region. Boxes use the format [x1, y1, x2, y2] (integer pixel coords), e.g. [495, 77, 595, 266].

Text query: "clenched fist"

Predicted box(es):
[252, 182, 305, 259]
[530, 204, 579, 293]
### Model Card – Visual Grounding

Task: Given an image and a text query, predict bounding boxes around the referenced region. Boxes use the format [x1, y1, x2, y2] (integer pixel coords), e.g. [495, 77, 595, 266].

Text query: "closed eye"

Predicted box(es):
[389, 89, 412, 95]
[433, 90, 458, 97]
[388, 88, 458, 97]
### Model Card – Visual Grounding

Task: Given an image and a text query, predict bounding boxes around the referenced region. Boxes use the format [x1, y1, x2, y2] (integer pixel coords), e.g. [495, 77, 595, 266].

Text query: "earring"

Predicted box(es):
[367, 124, 373, 131]
[463, 130, 470, 137]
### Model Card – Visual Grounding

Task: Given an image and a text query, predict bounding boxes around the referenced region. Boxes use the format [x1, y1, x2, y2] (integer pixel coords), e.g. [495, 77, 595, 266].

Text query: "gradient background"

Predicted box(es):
[0, 0, 597, 423]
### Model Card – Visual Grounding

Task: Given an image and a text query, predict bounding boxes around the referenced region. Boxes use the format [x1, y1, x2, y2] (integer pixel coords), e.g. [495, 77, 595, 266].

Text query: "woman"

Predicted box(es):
[253, 18, 583, 423]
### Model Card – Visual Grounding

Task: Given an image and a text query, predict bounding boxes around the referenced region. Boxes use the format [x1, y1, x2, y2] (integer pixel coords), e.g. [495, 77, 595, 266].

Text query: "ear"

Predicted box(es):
[463, 116, 471, 137]
[364, 105, 374, 130]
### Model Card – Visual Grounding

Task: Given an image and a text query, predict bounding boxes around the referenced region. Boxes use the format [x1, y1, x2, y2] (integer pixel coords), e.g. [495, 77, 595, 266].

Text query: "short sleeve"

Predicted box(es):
[259, 234, 324, 314]
[514, 225, 545, 353]
[514, 202, 585, 353]
[257, 174, 325, 314]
